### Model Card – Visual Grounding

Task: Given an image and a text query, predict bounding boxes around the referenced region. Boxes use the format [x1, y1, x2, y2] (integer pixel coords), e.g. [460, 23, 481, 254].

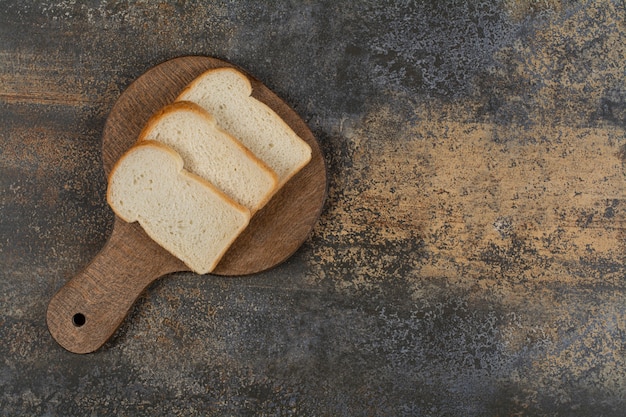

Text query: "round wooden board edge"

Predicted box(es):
[100, 55, 328, 276]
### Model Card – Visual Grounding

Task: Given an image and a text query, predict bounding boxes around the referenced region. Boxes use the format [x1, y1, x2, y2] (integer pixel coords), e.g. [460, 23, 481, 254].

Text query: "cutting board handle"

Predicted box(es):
[46, 219, 184, 354]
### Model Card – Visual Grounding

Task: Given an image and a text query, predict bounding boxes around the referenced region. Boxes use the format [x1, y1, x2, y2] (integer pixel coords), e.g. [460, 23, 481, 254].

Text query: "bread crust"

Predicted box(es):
[177, 67, 253, 103]
[107, 140, 250, 220]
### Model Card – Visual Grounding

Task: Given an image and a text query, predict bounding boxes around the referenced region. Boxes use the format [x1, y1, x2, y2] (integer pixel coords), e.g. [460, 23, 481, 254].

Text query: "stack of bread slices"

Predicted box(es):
[107, 67, 312, 274]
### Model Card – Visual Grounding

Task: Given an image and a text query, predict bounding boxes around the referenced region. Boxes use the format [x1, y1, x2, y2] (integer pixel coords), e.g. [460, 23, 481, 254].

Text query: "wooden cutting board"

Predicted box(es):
[46, 56, 327, 354]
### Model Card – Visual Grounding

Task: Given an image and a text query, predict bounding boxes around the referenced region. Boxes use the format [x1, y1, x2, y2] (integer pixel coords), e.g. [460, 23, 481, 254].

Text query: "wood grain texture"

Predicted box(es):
[46, 220, 185, 354]
[46, 56, 327, 354]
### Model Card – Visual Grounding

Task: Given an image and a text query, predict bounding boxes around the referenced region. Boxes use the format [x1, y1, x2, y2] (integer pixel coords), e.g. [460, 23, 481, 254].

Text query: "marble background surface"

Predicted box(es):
[2, 1, 626, 415]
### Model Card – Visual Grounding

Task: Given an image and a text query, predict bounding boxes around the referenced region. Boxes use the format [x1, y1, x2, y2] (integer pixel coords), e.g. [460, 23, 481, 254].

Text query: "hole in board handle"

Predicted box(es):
[72, 313, 86, 327]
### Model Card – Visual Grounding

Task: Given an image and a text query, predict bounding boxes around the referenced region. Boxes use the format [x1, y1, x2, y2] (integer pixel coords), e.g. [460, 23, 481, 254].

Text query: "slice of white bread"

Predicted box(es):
[176, 67, 312, 187]
[107, 141, 250, 274]
[138, 101, 278, 213]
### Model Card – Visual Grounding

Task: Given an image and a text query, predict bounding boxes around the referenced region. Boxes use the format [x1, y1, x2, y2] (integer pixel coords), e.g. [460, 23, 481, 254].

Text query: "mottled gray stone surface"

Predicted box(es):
[2, 1, 626, 416]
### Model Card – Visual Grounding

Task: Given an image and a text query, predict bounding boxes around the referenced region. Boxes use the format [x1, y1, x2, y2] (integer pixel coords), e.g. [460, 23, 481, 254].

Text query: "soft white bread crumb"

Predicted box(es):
[176, 67, 312, 187]
[139, 101, 278, 213]
[107, 141, 250, 274]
